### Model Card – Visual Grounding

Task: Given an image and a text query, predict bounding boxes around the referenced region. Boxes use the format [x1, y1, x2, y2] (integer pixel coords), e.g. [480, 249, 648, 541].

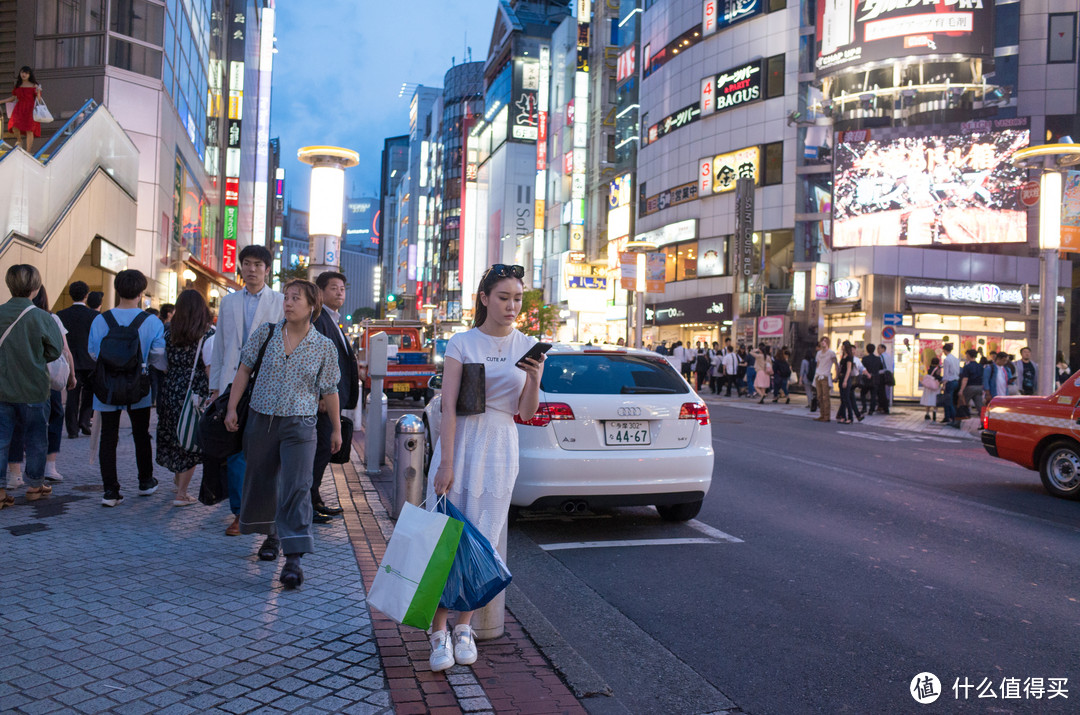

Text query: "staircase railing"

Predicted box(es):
[34, 98, 99, 163]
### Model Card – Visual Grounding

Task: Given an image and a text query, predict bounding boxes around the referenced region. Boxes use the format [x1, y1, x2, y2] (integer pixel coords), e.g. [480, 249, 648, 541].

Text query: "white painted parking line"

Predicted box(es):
[540, 537, 724, 551]
[687, 519, 745, 543]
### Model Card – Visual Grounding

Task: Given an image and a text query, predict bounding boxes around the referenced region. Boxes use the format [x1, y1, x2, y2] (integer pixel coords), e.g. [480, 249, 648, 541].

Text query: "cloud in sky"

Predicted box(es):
[270, 1, 494, 210]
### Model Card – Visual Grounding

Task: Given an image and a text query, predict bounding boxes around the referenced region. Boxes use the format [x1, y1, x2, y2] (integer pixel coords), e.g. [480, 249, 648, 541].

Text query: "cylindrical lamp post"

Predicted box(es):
[626, 240, 657, 349]
[1012, 143, 1080, 395]
[298, 146, 359, 280]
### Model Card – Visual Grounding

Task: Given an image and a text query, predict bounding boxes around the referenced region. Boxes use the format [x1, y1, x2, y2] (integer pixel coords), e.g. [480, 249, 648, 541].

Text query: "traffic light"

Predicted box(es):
[346, 314, 352, 321]
[386, 293, 396, 303]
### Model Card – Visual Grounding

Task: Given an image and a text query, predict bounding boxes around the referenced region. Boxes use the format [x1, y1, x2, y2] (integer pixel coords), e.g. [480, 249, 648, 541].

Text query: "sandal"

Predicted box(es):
[26, 485, 52, 501]
[0, 491, 14, 509]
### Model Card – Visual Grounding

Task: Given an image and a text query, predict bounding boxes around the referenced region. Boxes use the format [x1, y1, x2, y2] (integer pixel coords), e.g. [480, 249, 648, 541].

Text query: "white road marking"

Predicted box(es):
[835, 430, 963, 444]
[540, 537, 724, 551]
[687, 519, 745, 543]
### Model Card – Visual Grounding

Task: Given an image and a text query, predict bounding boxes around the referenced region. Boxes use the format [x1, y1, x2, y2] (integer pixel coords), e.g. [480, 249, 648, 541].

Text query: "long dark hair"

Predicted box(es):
[15, 66, 37, 90]
[32, 285, 50, 312]
[169, 289, 211, 347]
[472, 267, 524, 328]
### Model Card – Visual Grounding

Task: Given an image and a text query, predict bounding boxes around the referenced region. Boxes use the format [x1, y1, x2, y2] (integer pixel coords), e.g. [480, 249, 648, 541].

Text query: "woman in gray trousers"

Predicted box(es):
[225, 279, 341, 589]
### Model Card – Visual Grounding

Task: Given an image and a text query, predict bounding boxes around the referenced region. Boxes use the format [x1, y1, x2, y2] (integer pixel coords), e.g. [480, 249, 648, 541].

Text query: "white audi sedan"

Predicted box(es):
[424, 344, 714, 521]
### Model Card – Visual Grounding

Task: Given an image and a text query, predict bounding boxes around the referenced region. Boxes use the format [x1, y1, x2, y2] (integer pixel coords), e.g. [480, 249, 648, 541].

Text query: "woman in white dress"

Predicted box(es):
[426, 264, 545, 672]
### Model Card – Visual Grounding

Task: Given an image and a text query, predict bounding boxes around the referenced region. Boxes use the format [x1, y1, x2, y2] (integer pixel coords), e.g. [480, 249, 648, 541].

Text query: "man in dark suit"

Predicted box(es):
[311, 271, 360, 523]
[56, 281, 97, 437]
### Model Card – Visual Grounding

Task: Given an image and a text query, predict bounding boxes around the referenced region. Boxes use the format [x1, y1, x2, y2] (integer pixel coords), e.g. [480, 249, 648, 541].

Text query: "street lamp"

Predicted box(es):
[422, 302, 438, 362]
[1012, 142, 1080, 395]
[625, 240, 657, 349]
[298, 146, 359, 280]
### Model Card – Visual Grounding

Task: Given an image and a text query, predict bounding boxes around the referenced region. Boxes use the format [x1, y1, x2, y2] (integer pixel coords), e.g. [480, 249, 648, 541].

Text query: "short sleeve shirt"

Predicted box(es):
[960, 361, 983, 386]
[241, 321, 340, 416]
[445, 328, 537, 416]
[88, 308, 166, 412]
[815, 349, 836, 379]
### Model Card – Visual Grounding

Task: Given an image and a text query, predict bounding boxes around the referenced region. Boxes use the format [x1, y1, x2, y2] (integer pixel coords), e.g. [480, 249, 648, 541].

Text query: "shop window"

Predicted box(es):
[663, 245, 677, 283]
[111, 0, 165, 46]
[677, 241, 698, 281]
[1004, 320, 1026, 332]
[763, 141, 784, 186]
[960, 317, 1005, 333]
[914, 314, 961, 331]
[766, 54, 785, 100]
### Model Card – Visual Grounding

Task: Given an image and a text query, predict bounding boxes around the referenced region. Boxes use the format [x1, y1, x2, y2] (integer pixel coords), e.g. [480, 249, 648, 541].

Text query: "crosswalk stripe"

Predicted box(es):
[540, 537, 725, 551]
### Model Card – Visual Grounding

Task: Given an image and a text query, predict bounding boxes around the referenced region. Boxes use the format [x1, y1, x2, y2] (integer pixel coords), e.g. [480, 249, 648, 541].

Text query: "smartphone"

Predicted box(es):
[516, 342, 552, 368]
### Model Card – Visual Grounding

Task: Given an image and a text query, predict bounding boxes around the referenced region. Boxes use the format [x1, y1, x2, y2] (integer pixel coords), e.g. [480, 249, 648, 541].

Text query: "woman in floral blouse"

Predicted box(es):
[225, 279, 341, 589]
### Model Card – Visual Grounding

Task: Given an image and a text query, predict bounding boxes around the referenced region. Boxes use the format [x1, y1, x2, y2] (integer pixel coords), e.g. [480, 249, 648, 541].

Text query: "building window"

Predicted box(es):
[766, 54, 785, 99]
[110, 0, 164, 46]
[763, 141, 783, 186]
[767, 0, 787, 11]
[36, 36, 104, 68]
[109, 36, 162, 77]
[37, 0, 105, 34]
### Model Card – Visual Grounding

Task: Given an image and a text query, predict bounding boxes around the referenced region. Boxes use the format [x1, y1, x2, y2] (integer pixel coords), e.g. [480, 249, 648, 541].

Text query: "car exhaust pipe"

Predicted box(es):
[575, 500, 588, 513]
[562, 501, 578, 514]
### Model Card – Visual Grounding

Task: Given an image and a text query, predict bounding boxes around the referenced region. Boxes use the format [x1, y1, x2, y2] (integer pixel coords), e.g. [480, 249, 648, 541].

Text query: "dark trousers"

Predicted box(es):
[876, 381, 889, 414]
[723, 375, 734, 396]
[99, 407, 153, 495]
[860, 379, 878, 414]
[311, 411, 334, 506]
[709, 375, 721, 394]
[65, 368, 94, 435]
[695, 371, 708, 391]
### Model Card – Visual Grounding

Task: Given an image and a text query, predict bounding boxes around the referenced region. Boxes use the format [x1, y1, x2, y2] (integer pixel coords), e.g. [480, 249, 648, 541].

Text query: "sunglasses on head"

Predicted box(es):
[488, 264, 525, 279]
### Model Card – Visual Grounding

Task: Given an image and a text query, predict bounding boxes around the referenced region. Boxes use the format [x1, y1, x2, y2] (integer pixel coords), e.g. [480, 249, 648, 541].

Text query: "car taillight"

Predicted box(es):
[515, 402, 575, 427]
[982, 399, 992, 430]
[679, 402, 709, 426]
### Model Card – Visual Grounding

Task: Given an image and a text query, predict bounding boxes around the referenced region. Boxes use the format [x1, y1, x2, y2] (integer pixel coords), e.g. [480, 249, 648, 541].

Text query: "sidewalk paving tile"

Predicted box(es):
[0, 412, 392, 714]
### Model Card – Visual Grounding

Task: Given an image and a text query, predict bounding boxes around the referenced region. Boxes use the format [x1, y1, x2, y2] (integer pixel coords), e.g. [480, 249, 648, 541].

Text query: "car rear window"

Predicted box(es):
[540, 354, 689, 395]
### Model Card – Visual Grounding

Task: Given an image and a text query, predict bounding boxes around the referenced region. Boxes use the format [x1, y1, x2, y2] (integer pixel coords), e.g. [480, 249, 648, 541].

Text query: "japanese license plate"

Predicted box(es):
[392, 383, 410, 392]
[604, 421, 650, 446]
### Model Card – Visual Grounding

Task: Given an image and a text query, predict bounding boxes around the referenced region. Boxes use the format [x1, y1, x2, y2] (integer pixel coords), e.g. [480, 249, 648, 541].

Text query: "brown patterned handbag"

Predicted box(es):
[455, 363, 486, 416]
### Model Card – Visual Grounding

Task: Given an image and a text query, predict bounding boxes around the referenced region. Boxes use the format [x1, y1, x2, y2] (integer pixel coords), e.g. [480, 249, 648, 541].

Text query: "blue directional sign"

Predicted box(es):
[884, 313, 903, 326]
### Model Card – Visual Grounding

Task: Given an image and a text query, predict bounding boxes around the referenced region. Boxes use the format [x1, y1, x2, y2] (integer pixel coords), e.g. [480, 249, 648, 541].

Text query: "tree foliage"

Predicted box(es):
[519, 289, 558, 338]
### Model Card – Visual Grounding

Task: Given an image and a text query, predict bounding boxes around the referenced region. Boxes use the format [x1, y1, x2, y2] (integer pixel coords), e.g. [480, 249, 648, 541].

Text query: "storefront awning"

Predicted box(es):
[186, 258, 241, 291]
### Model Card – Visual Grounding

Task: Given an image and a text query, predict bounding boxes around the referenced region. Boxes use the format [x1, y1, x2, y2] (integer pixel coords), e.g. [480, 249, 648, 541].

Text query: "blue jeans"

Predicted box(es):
[7, 390, 64, 460]
[943, 379, 960, 422]
[0, 401, 49, 488]
[227, 451, 246, 515]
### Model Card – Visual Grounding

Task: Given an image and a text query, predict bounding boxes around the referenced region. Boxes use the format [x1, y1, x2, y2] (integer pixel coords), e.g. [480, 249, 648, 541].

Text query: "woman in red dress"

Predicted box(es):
[1, 66, 43, 153]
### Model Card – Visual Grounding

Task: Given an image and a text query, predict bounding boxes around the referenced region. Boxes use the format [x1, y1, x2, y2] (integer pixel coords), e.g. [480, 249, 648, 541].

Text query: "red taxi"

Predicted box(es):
[982, 373, 1080, 500]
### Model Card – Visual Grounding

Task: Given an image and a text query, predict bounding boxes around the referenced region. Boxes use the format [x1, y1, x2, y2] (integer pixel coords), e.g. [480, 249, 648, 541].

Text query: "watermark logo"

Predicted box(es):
[911, 672, 942, 704]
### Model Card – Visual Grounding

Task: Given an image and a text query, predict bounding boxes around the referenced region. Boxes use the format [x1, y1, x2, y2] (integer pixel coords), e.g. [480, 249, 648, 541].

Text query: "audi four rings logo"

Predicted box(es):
[617, 407, 642, 417]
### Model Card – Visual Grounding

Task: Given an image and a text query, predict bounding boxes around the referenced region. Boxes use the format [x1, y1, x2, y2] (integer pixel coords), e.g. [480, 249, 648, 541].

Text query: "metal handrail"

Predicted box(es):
[34, 98, 99, 163]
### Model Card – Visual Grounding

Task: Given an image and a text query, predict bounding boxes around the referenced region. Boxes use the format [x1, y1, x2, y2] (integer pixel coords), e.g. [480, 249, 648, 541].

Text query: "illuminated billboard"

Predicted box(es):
[816, 0, 995, 76]
[832, 118, 1030, 248]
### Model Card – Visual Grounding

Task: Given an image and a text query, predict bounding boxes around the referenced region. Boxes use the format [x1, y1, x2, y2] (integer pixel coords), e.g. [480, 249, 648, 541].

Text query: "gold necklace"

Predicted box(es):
[485, 330, 512, 355]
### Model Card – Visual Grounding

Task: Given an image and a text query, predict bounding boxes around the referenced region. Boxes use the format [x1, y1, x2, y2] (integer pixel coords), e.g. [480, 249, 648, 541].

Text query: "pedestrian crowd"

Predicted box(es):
[0, 246, 358, 591]
[651, 338, 800, 403]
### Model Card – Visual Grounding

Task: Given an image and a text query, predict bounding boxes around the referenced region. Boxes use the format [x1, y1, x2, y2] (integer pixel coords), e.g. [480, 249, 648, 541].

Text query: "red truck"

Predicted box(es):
[981, 372, 1080, 500]
[356, 320, 438, 404]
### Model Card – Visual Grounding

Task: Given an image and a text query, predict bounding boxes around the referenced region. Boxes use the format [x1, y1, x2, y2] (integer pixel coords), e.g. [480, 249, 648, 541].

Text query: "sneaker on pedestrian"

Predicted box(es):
[429, 629, 455, 672]
[101, 492, 124, 507]
[453, 624, 478, 665]
[44, 464, 63, 482]
[137, 478, 159, 496]
[6, 465, 24, 490]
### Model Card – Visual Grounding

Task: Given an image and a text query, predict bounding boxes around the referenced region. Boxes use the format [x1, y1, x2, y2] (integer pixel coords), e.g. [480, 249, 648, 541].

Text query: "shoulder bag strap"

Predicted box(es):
[0, 305, 36, 350]
[102, 310, 119, 330]
[184, 334, 207, 396]
[249, 323, 276, 385]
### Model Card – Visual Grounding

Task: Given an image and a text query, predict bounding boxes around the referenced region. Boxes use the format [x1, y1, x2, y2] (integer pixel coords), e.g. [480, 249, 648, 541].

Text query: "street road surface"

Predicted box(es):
[387, 398, 1079, 714]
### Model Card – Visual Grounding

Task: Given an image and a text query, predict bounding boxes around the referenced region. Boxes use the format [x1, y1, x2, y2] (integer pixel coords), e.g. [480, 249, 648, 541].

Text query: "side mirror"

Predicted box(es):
[428, 374, 442, 390]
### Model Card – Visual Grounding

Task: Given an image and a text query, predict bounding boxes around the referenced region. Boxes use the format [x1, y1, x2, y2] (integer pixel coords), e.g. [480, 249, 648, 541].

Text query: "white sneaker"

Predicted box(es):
[6, 468, 23, 490]
[428, 629, 455, 672]
[101, 494, 124, 507]
[44, 465, 63, 482]
[453, 624, 477, 665]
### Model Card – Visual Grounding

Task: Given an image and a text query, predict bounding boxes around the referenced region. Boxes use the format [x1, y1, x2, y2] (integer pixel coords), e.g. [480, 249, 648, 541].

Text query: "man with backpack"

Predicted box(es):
[88, 270, 166, 507]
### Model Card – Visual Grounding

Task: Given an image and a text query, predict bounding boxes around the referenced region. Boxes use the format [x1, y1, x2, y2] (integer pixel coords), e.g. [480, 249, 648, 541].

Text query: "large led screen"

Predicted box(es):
[832, 118, 1029, 248]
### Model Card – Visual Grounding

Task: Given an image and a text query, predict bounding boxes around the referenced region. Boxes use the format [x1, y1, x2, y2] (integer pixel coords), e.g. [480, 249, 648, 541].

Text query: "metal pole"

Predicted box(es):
[634, 290, 645, 348]
[1038, 249, 1059, 395]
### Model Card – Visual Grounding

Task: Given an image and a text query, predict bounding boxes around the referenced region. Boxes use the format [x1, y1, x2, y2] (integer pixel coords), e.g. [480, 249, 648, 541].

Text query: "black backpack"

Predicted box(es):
[93, 310, 152, 406]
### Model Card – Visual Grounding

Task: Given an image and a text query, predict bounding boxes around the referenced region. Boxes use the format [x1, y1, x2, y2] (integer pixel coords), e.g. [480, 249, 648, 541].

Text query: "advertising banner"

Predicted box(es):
[641, 182, 698, 217]
[702, 0, 763, 37]
[647, 295, 732, 325]
[511, 59, 540, 141]
[646, 252, 666, 293]
[832, 117, 1030, 248]
[619, 252, 637, 291]
[1061, 171, 1080, 253]
[816, 0, 996, 77]
[712, 146, 760, 194]
[757, 315, 786, 340]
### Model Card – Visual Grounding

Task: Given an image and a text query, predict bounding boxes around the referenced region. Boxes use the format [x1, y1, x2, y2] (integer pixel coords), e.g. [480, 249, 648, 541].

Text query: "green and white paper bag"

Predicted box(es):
[368, 501, 463, 630]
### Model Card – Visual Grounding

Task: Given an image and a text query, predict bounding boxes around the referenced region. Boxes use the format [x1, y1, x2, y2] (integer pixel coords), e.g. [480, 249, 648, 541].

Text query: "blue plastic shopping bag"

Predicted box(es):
[437, 498, 512, 611]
